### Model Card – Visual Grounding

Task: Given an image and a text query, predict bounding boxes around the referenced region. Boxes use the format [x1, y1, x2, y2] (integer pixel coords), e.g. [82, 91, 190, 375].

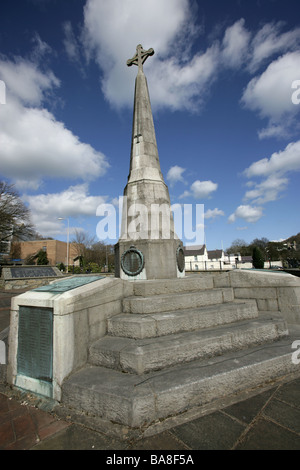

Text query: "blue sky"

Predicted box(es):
[0, 0, 300, 251]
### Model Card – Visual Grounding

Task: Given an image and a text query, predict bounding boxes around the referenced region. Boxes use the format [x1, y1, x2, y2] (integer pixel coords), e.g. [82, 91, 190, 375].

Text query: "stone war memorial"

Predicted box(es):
[1, 265, 63, 291]
[4, 45, 300, 439]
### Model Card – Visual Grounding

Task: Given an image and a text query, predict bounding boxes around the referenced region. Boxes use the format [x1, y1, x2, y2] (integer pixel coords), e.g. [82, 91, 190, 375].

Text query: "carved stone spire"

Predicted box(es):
[114, 45, 185, 280]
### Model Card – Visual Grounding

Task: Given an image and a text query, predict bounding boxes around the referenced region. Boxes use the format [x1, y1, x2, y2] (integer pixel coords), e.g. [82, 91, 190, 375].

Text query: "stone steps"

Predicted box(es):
[123, 287, 234, 314]
[59, 275, 299, 432]
[132, 276, 214, 296]
[89, 314, 288, 374]
[108, 299, 258, 339]
[61, 331, 298, 429]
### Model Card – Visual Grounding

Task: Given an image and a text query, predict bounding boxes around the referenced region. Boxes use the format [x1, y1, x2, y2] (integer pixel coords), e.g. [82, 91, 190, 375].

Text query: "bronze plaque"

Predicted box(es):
[121, 247, 144, 276]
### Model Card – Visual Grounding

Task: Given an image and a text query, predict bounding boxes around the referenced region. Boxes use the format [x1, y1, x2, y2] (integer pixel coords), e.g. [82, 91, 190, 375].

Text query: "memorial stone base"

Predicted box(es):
[115, 238, 185, 280]
[5, 271, 300, 437]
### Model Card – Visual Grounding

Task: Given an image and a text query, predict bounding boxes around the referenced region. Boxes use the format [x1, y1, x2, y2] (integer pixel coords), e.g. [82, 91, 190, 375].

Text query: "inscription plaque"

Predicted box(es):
[11, 266, 57, 278]
[121, 247, 144, 276]
[33, 275, 104, 293]
[2, 265, 63, 280]
[17, 306, 53, 383]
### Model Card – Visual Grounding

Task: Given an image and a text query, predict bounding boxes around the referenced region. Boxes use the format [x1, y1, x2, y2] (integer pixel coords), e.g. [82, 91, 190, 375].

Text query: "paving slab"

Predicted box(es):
[221, 389, 274, 425]
[234, 417, 300, 450]
[32, 424, 127, 450]
[1, 373, 300, 450]
[263, 398, 300, 434]
[169, 411, 246, 450]
[0, 391, 70, 450]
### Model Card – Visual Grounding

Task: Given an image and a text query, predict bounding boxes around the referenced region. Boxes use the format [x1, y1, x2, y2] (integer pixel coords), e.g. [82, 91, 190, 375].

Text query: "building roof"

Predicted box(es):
[241, 256, 253, 262]
[184, 245, 206, 256]
[207, 250, 223, 260]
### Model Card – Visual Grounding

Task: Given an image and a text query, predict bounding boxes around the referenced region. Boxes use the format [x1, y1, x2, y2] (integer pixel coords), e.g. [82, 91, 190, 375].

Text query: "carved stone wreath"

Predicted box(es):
[176, 246, 185, 273]
[121, 246, 144, 276]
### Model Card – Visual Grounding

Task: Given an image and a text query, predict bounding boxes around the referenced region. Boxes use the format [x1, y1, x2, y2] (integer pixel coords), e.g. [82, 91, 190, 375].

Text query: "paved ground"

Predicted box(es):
[0, 375, 300, 450]
[0, 288, 299, 451]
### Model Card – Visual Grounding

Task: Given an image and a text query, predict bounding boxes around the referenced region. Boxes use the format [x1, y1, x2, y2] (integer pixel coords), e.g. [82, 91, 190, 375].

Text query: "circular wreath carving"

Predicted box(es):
[121, 246, 144, 276]
[176, 246, 185, 273]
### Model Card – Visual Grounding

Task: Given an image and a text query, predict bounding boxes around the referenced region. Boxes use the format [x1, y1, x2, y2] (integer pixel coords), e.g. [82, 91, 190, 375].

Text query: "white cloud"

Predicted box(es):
[83, 0, 196, 63]
[258, 124, 291, 140]
[228, 205, 263, 224]
[0, 56, 60, 106]
[82, 0, 220, 112]
[241, 51, 300, 137]
[0, 54, 109, 189]
[167, 165, 186, 186]
[30, 32, 53, 62]
[244, 140, 300, 178]
[190, 180, 218, 199]
[79, 2, 300, 121]
[221, 18, 251, 68]
[180, 180, 218, 199]
[0, 100, 109, 188]
[204, 208, 225, 219]
[244, 175, 289, 204]
[149, 43, 219, 112]
[242, 52, 300, 119]
[63, 21, 81, 62]
[249, 22, 300, 72]
[238, 141, 300, 212]
[23, 184, 107, 237]
[179, 190, 191, 199]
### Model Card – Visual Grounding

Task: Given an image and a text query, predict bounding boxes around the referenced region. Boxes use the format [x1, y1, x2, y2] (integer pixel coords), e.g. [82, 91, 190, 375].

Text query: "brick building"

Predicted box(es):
[18, 240, 78, 266]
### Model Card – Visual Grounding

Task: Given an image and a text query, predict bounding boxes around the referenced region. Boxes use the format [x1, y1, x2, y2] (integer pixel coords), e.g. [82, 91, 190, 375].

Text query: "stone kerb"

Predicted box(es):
[213, 270, 300, 324]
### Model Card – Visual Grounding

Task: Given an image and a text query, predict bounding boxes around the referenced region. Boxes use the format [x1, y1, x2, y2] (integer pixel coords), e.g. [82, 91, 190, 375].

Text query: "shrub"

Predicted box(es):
[252, 246, 264, 269]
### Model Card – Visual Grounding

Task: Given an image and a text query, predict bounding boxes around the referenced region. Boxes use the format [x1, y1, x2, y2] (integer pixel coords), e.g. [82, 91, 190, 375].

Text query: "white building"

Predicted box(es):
[184, 245, 227, 271]
[184, 245, 208, 271]
[184, 246, 255, 271]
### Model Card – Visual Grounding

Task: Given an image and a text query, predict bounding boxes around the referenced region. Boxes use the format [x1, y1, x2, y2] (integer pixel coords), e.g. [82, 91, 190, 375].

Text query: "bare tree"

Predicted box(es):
[0, 182, 35, 251]
[71, 229, 95, 259]
[71, 229, 114, 270]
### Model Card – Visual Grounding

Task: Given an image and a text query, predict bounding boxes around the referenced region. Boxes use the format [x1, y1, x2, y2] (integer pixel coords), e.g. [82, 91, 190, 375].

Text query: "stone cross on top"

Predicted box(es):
[127, 44, 154, 73]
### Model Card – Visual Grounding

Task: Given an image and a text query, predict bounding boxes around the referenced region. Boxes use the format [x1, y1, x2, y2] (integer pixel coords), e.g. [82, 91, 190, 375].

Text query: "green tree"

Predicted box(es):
[226, 239, 252, 256]
[57, 262, 65, 272]
[36, 249, 49, 265]
[252, 246, 264, 269]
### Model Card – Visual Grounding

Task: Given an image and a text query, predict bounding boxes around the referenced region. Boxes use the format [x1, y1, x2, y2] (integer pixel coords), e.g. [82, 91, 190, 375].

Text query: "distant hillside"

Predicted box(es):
[283, 233, 300, 245]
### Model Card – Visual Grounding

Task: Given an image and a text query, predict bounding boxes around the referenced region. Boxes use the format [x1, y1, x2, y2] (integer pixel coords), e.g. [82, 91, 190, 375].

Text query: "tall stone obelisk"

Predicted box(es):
[114, 45, 185, 280]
